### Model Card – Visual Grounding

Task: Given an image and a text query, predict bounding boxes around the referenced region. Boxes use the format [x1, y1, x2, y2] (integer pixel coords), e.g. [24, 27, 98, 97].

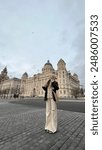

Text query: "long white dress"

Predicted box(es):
[45, 81, 57, 133]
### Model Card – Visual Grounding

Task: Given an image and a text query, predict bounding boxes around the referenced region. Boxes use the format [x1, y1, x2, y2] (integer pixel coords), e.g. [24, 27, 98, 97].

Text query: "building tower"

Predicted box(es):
[57, 59, 69, 98]
[20, 72, 28, 96]
[0, 67, 9, 83]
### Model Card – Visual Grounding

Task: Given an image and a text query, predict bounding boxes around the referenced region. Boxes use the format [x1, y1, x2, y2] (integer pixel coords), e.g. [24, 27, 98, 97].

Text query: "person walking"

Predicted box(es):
[42, 75, 59, 134]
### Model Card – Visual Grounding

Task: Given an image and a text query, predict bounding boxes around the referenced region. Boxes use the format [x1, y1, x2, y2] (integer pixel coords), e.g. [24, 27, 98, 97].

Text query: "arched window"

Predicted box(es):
[64, 90, 66, 94]
[60, 90, 62, 94]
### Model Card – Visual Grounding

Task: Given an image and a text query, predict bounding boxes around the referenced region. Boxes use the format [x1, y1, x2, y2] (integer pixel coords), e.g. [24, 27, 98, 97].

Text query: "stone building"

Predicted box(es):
[0, 59, 80, 98]
[20, 59, 80, 98]
[0, 67, 21, 98]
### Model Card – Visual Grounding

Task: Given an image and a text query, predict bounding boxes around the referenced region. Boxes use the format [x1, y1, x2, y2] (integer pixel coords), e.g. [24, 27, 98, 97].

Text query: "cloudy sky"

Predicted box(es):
[0, 0, 85, 87]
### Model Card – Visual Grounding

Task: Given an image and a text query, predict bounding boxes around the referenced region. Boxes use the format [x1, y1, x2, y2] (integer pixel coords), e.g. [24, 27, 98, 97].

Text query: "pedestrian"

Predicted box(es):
[42, 74, 59, 134]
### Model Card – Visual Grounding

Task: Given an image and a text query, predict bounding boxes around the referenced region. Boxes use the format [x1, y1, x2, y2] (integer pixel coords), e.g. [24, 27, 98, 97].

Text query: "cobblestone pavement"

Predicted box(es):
[0, 102, 85, 150]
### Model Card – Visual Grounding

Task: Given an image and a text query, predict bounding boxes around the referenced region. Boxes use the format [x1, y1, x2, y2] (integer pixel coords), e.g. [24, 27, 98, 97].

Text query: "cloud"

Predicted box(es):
[0, 0, 85, 86]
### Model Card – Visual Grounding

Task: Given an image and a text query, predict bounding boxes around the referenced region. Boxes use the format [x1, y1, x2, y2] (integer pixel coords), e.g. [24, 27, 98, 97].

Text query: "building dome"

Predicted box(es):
[22, 72, 28, 78]
[73, 73, 79, 82]
[44, 60, 53, 68]
[73, 73, 78, 78]
[42, 60, 54, 74]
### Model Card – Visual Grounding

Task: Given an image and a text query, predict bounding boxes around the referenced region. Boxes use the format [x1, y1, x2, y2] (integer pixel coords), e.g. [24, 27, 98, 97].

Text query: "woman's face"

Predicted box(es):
[51, 78, 55, 82]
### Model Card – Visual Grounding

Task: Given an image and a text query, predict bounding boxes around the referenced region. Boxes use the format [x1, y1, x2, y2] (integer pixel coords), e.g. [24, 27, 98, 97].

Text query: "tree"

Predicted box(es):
[80, 88, 85, 97]
[71, 87, 80, 98]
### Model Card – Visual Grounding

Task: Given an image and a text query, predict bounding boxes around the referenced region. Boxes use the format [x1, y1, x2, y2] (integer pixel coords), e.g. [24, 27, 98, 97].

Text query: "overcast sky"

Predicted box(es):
[0, 0, 85, 87]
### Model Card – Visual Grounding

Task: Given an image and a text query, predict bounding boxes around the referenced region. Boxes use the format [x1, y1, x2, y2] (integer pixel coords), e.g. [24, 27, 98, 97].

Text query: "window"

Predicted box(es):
[59, 74, 61, 78]
[60, 90, 62, 94]
[64, 90, 66, 94]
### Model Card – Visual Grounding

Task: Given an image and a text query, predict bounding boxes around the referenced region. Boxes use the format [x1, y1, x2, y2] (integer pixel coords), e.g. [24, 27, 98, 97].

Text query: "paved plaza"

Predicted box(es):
[0, 100, 85, 150]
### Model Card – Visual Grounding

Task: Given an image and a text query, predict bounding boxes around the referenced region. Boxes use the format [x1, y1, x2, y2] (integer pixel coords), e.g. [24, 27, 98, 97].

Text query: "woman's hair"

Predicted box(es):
[46, 79, 51, 87]
[50, 74, 57, 80]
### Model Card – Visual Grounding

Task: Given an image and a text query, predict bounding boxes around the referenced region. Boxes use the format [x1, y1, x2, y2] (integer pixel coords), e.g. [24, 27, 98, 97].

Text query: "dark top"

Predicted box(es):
[42, 80, 59, 101]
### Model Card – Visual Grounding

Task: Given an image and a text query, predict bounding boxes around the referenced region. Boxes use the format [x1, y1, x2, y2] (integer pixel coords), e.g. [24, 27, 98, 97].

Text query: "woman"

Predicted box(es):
[42, 75, 59, 134]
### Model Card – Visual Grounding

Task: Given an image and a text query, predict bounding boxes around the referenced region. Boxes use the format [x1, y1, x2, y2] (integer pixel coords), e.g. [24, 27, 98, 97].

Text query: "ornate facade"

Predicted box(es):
[20, 59, 80, 98]
[0, 59, 80, 98]
[0, 67, 21, 98]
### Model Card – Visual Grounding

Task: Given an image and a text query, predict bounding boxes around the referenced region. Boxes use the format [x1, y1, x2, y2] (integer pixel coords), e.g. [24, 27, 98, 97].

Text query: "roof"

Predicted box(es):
[44, 60, 53, 67]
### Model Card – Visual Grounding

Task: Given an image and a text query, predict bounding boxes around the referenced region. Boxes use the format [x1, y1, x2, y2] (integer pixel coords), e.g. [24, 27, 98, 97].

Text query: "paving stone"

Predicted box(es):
[0, 101, 85, 150]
